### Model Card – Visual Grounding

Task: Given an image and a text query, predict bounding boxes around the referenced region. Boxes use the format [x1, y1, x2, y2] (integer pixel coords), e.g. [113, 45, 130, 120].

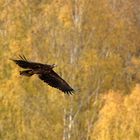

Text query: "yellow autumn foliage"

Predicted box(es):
[0, 0, 140, 139]
[92, 85, 140, 140]
[58, 5, 72, 27]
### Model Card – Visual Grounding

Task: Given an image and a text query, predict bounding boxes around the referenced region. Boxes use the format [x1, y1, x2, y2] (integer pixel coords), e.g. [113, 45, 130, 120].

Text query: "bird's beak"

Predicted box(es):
[52, 64, 57, 68]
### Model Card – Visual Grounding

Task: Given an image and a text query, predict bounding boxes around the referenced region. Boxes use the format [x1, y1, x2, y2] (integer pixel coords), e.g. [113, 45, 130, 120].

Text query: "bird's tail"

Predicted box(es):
[20, 70, 34, 77]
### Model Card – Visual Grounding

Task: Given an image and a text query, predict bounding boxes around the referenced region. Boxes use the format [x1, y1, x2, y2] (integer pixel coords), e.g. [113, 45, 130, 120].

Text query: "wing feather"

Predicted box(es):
[11, 59, 44, 69]
[39, 70, 74, 94]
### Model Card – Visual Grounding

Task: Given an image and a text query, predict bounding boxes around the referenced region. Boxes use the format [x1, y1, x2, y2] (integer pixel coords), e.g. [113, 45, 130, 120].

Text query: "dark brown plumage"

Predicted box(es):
[11, 55, 74, 94]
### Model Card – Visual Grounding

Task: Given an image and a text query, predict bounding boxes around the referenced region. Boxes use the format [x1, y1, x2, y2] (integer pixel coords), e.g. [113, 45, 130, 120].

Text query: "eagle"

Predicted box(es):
[11, 55, 74, 95]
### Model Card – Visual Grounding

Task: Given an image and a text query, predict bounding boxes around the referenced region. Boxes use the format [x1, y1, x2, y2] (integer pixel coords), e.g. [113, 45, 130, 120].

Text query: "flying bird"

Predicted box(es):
[11, 55, 74, 95]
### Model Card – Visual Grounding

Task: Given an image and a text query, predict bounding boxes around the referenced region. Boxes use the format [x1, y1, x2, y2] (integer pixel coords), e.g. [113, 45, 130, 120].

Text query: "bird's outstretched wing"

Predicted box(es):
[11, 55, 44, 69]
[39, 70, 74, 94]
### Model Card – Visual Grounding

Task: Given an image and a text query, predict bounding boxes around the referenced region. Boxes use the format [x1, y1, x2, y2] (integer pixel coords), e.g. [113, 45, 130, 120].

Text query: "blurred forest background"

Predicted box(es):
[0, 0, 140, 140]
